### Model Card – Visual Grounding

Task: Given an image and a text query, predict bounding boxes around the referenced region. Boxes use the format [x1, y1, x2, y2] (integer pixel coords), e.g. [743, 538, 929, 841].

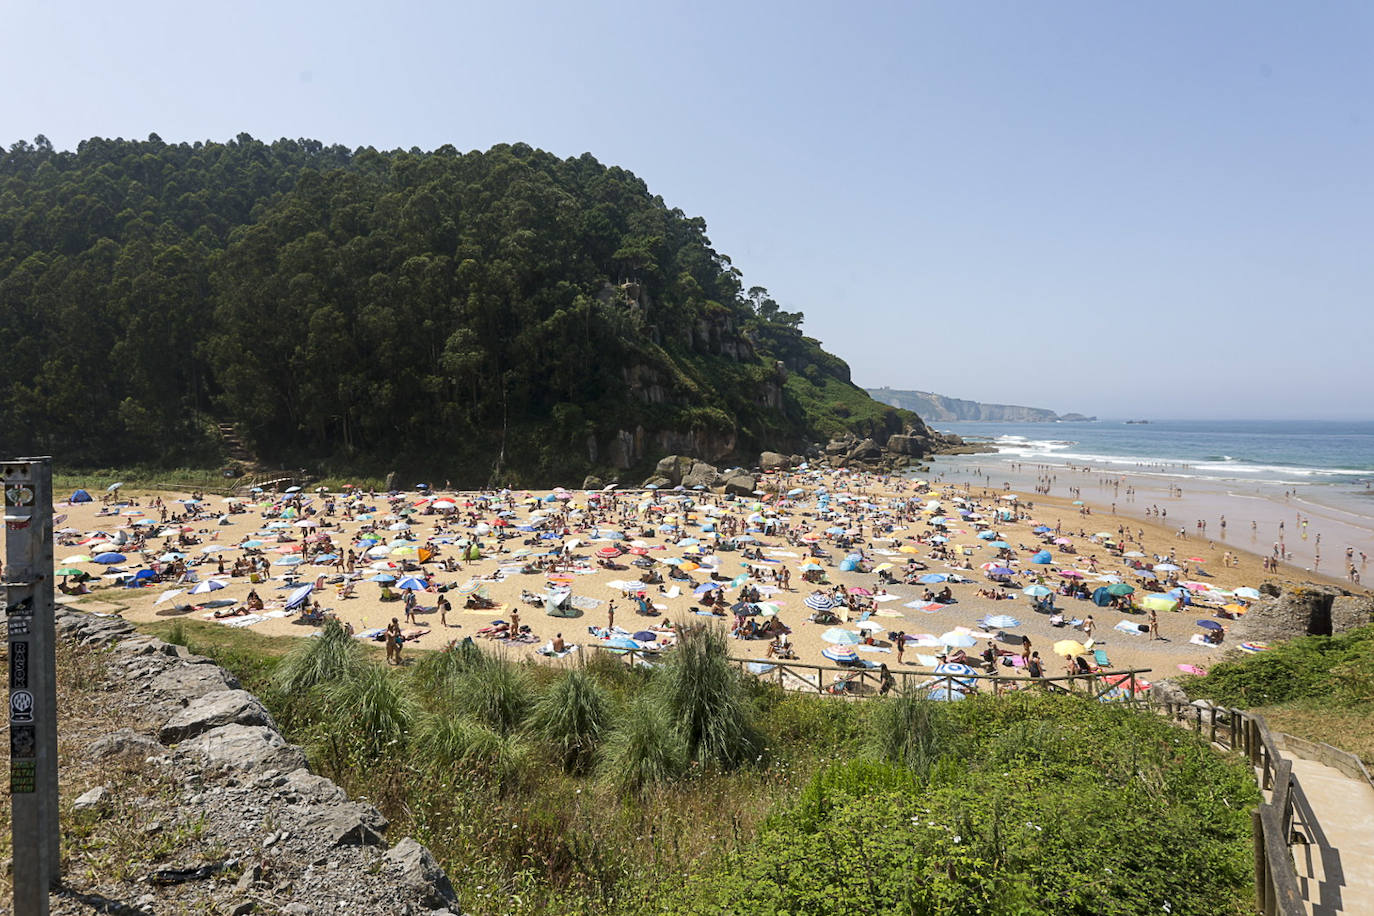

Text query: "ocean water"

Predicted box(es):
[924, 419, 1374, 571]
[932, 419, 1374, 488]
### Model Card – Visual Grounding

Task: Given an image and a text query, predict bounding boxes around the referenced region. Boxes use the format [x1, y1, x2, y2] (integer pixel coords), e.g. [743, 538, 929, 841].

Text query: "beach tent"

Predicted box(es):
[70, 489, 93, 504]
[544, 590, 579, 617]
[1030, 550, 1052, 565]
[1091, 587, 1114, 607]
[463, 543, 482, 561]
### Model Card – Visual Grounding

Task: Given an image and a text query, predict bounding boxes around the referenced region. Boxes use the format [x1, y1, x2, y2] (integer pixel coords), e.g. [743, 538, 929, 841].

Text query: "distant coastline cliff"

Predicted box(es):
[865, 388, 1095, 423]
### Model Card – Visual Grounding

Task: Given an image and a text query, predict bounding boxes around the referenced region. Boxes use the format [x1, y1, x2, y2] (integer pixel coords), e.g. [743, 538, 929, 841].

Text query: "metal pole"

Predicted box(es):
[7, 457, 57, 915]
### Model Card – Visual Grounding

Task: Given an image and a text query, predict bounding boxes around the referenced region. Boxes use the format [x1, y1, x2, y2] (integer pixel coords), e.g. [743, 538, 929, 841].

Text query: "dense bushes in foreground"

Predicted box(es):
[166, 620, 1259, 916]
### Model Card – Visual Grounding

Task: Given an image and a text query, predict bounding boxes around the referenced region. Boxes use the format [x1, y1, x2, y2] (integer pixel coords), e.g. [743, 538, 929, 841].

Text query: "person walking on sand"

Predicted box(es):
[385, 617, 403, 665]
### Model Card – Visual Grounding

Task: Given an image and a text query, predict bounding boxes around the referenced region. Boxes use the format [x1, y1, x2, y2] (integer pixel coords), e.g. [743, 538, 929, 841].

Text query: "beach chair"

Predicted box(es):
[1093, 648, 1111, 668]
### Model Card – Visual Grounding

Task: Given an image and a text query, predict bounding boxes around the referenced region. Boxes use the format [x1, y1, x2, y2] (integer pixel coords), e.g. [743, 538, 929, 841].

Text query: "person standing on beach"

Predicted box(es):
[895, 631, 906, 665]
[1149, 606, 1160, 640]
[607, 601, 616, 630]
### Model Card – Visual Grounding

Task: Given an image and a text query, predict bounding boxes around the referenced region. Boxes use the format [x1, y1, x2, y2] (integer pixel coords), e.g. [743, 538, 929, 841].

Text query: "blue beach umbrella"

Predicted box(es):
[822, 645, 858, 663]
[822, 627, 861, 645]
[286, 584, 314, 610]
[369, 573, 397, 583]
[1022, 585, 1052, 598]
[93, 552, 127, 564]
[917, 573, 948, 584]
[984, 614, 1021, 629]
[989, 541, 1010, 550]
[397, 576, 428, 591]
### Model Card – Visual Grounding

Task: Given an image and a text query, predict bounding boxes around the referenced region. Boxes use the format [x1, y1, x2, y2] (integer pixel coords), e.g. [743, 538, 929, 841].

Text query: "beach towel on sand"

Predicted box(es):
[537, 642, 579, 658]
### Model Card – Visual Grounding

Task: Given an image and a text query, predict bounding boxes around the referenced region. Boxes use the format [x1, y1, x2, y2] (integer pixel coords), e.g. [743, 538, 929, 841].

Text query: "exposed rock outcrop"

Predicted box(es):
[52, 607, 461, 915]
[1229, 583, 1374, 644]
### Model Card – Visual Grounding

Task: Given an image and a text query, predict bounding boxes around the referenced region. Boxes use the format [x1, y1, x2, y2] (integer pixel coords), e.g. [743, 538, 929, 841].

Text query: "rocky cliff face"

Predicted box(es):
[1230, 583, 1374, 644]
[866, 388, 1093, 423]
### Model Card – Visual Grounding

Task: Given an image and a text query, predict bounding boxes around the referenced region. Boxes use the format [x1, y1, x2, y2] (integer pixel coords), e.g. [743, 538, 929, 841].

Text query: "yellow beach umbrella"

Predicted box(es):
[1053, 639, 1088, 657]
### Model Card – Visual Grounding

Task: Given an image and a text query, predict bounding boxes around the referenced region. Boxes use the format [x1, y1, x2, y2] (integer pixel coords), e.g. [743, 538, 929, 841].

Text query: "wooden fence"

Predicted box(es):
[1156, 702, 1316, 916]
[582, 642, 1353, 914]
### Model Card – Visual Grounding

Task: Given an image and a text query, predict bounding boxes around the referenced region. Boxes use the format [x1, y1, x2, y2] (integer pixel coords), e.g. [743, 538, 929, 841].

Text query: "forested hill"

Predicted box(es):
[0, 134, 917, 483]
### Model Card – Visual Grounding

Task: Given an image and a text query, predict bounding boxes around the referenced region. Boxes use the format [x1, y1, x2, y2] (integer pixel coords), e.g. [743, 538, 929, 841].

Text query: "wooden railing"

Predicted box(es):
[582, 642, 1344, 915]
[1157, 703, 1308, 916]
[581, 643, 1151, 705]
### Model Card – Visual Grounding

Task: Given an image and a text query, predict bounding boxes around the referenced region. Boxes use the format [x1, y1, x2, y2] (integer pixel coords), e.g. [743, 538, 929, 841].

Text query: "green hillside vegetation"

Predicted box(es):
[1180, 623, 1374, 764]
[155, 619, 1260, 916]
[0, 135, 916, 483]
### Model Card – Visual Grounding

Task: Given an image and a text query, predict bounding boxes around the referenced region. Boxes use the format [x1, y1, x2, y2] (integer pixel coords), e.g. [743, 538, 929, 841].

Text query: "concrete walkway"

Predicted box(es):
[1282, 752, 1374, 916]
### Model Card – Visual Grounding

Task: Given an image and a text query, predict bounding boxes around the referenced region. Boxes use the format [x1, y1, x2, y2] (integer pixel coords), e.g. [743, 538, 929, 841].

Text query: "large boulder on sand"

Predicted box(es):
[653, 455, 695, 486]
[884, 434, 929, 457]
[722, 471, 756, 496]
[681, 461, 721, 490]
[846, 438, 882, 462]
[759, 451, 790, 472]
[1230, 583, 1370, 644]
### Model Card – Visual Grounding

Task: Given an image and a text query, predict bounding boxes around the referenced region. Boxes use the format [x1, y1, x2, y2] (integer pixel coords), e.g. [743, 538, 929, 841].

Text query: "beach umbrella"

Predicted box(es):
[821, 627, 861, 645]
[286, 584, 314, 609]
[397, 576, 428, 591]
[107, 482, 124, 491]
[1058, 570, 1084, 579]
[976, 531, 998, 540]
[934, 663, 978, 678]
[597, 546, 622, 559]
[822, 645, 858, 663]
[1053, 639, 1088, 657]
[61, 554, 93, 564]
[1030, 551, 1052, 564]
[988, 567, 1015, 577]
[917, 573, 947, 584]
[940, 631, 977, 648]
[855, 620, 884, 634]
[988, 541, 1010, 550]
[274, 556, 303, 566]
[927, 685, 967, 701]
[93, 552, 126, 564]
[1022, 585, 1052, 598]
[1196, 619, 1223, 631]
[1106, 583, 1135, 596]
[190, 579, 226, 595]
[605, 636, 641, 651]
[368, 573, 396, 583]
[1154, 563, 1180, 572]
[805, 593, 837, 611]
[153, 588, 185, 606]
[1233, 587, 1262, 600]
[55, 567, 84, 577]
[1135, 569, 1158, 580]
[984, 614, 1021, 628]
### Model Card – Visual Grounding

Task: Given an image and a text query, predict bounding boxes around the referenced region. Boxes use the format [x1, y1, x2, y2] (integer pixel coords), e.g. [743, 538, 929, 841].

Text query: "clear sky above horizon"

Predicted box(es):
[4, 1, 1370, 420]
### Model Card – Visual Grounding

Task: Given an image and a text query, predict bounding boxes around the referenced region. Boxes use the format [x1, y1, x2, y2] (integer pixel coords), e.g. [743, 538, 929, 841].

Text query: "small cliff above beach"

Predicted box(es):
[866, 388, 1095, 423]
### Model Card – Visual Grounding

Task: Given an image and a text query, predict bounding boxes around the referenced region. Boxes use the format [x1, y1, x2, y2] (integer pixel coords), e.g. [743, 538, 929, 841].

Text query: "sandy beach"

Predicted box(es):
[44, 464, 1370, 696]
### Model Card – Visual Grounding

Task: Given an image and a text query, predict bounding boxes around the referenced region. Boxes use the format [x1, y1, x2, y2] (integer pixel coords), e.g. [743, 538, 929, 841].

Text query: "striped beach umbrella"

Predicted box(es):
[822, 645, 858, 663]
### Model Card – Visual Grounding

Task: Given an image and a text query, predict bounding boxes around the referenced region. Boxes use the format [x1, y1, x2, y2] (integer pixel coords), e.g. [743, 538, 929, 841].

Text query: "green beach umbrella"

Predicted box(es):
[55, 567, 84, 576]
[1106, 583, 1135, 596]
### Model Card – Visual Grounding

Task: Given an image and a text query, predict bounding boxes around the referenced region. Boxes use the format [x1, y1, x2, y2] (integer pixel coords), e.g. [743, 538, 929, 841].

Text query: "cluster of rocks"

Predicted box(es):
[1227, 582, 1374, 645]
[50, 609, 461, 916]
[629, 425, 981, 492]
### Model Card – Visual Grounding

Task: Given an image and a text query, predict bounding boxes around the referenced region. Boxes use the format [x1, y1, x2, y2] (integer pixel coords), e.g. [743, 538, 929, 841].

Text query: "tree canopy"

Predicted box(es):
[0, 135, 913, 481]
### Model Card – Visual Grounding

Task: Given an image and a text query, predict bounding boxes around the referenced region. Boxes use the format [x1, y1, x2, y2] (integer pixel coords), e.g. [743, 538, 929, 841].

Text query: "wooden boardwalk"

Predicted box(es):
[1282, 750, 1374, 916]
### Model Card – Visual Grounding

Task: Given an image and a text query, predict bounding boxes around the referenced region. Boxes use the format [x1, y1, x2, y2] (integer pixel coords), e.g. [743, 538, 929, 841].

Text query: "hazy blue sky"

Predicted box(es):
[4, 1, 1371, 419]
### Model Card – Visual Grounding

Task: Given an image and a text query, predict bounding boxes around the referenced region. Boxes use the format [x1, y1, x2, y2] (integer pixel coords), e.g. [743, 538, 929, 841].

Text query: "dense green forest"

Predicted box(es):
[0, 134, 915, 483]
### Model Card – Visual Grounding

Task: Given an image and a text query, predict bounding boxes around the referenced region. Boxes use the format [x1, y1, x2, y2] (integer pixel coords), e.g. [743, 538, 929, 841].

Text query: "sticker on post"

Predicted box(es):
[9, 640, 27, 688]
[9, 688, 34, 722]
[7, 616, 29, 636]
[4, 485, 33, 507]
[10, 724, 36, 759]
[10, 759, 36, 792]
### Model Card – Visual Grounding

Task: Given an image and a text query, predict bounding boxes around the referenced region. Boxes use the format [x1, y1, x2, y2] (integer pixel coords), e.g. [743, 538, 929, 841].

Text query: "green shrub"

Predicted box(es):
[598, 696, 687, 796]
[654, 623, 765, 769]
[866, 692, 948, 777]
[529, 669, 611, 774]
[453, 654, 534, 734]
[274, 617, 363, 693]
[316, 663, 416, 763]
